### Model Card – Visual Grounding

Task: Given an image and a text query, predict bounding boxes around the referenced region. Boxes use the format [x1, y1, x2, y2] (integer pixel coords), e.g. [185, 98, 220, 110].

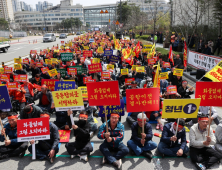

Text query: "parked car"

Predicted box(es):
[59, 33, 67, 39]
[0, 43, 10, 53]
[76, 32, 81, 35]
[43, 33, 56, 42]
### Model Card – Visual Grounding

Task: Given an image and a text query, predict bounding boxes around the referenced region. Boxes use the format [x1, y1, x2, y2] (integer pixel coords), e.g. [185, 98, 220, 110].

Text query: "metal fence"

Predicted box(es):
[0, 31, 27, 37]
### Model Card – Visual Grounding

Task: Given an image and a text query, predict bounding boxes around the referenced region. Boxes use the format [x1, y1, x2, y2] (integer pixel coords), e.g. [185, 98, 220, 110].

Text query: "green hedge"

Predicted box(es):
[135, 35, 150, 40]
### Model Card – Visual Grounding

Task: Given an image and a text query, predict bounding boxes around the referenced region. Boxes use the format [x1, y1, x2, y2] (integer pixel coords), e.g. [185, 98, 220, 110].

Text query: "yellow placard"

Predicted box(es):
[84, 46, 89, 50]
[14, 64, 22, 70]
[14, 58, 22, 64]
[136, 66, 145, 73]
[92, 58, 100, 64]
[0, 68, 4, 74]
[48, 69, 58, 77]
[54, 49, 59, 53]
[131, 65, 138, 71]
[51, 58, 58, 64]
[205, 61, 222, 82]
[78, 86, 88, 98]
[97, 46, 104, 53]
[162, 99, 201, 118]
[64, 80, 75, 82]
[107, 64, 114, 70]
[52, 89, 84, 111]
[173, 68, 184, 76]
[121, 69, 129, 75]
[45, 59, 52, 65]
[159, 72, 169, 79]
[142, 44, 152, 53]
[60, 46, 64, 49]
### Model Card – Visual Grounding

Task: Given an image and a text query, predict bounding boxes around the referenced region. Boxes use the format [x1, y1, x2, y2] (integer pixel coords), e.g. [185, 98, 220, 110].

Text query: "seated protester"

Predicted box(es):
[168, 67, 175, 85]
[30, 74, 42, 86]
[157, 119, 189, 157]
[54, 110, 71, 130]
[0, 110, 9, 125]
[65, 110, 93, 161]
[28, 63, 41, 78]
[33, 85, 53, 113]
[140, 77, 153, 88]
[145, 64, 154, 79]
[21, 78, 35, 102]
[189, 113, 222, 170]
[127, 113, 157, 160]
[40, 71, 51, 79]
[14, 67, 27, 75]
[28, 113, 60, 163]
[171, 75, 183, 90]
[9, 83, 26, 110]
[98, 112, 129, 170]
[0, 112, 28, 160]
[20, 104, 43, 119]
[215, 120, 222, 154]
[174, 54, 182, 69]
[132, 64, 145, 84]
[161, 65, 171, 73]
[117, 72, 130, 87]
[160, 79, 169, 95]
[178, 80, 194, 98]
[53, 73, 64, 81]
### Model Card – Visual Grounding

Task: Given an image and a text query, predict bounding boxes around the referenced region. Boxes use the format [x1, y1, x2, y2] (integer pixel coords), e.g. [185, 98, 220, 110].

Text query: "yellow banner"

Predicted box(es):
[78, 86, 88, 98]
[136, 66, 145, 73]
[173, 68, 184, 76]
[14, 58, 22, 64]
[107, 64, 114, 70]
[142, 44, 152, 53]
[121, 69, 129, 75]
[48, 69, 58, 77]
[205, 61, 222, 82]
[97, 46, 104, 53]
[51, 58, 58, 64]
[14, 64, 22, 70]
[159, 72, 169, 79]
[92, 58, 100, 64]
[162, 99, 201, 118]
[0, 68, 4, 74]
[52, 89, 84, 111]
[84, 46, 89, 50]
[132, 65, 138, 71]
[54, 49, 59, 53]
[45, 59, 52, 65]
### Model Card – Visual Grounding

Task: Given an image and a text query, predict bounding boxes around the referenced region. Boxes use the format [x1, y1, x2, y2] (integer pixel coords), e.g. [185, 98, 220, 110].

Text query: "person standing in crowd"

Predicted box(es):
[208, 40, 214, 55]
[172, 37, 179, 51]
[197, 39, 204, 53]
[174, 54, 182, 69]
[202, 43, 211, 55]
[214, 35, 221, 56]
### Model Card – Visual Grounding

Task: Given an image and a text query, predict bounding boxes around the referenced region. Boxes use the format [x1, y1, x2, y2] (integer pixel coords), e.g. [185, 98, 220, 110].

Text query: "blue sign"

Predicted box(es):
[99, 99, 125, 117]
[0, 86, 12, 110]
[104, 50, 113, 56]
[109, 55, 119, 63]
[89, 39, 94, 43]
[54, 81, 75, 91]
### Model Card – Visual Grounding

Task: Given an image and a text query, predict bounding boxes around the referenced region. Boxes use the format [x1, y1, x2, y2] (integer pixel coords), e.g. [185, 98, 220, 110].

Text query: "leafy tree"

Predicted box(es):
[117, 2, 132, 26]
[0, 18, 8, 29]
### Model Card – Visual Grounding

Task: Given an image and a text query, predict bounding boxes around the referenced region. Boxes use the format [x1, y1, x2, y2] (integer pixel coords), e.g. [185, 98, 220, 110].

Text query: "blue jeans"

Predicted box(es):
[157, 142, 189, 157]
[127, 140, 157, 156]
[38, 104, 53, 113]
[135, 78, 142, 84]
[99, 141, 129, 164]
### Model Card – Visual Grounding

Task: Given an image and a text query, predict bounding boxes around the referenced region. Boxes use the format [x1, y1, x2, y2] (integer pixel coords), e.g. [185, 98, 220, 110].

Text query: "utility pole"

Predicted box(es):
[120, 0, 122, 36]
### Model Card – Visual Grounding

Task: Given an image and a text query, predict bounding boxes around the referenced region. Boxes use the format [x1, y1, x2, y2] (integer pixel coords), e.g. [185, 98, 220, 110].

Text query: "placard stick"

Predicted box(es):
[142, 112, 145, 146]
[208, 106, 212, 136]
[0, 119, 7, 140]
[104, 106, 108, 132]
[174, 118, 180, 143]
[32, 143, 36, 160]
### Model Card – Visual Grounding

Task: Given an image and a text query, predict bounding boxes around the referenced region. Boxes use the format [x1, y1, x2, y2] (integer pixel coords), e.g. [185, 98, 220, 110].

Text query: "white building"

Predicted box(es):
[12, 0, 21, 12]
[0, 0, 14, 21]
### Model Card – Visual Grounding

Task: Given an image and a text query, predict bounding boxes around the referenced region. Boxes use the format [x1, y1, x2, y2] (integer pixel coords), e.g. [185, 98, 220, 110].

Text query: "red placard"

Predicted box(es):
[126, 88, 160, 112]
[88, 63, 102, 74]
[18, 75, 27, 82]
[163, 62, 171, 68]
[23, 59, 29, 64]
[80, 57, 85, 62]
[17, 117, 50, 142]
[41, 79, 59, 91]
[195, 82, 222, 106]
[36, 62, 43, 67]
[87, 81, 120, 106]
[30, 50, 37, 54]
[41, 67, 49, 74]
[76, 50, 81, 55]
[6, 82, 18, 90]
[83, 76, 92, 84]
[167, 85, 177, 95]
[59, 130, 71, 142]
[0, 74, 10, 82]
[125, 78, 135, 85]
[67, 68, 77, 75]
[153, 56, 158, 62]
[4, 67, 13, 74]
[33, 84, 41, 91]
[40, 51, 45, 55]
[148, 59, 155, 64]
[101, 72, 110, 79]
[83, 50, 93, 57]
[30, 60, 35, 64]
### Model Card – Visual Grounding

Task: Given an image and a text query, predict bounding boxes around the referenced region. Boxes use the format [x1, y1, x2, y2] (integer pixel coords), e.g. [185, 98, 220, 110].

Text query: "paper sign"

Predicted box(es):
[51, 58, 57, 64]
[173, 68, 183, 76]
[23, 59, 29, 64]
[125, 78, 135, 85]
[163, 62, 171, 68]
[162, 99, 201, 118]
[136, 66, 145, 73]
[88, 63, 102, 74]
[83, 76, 92, 84]
[33, 84, 41, 91]
[80, 57, 85, 62]
[57, 69, 66, 78]
[48, 69, 58, 77]
[132, 65, 138, 71]
[67, 68, 77, 75]
[101, 72, 110, 79]
[78, 86, 88, 98]
[6, 82, 18, 90]
[92, 58, 100, 64]
[55, 81, 75, 91]
[30, 50, 37, 54]
[61, 53, 73, 61]
[148, 59, 155, 64]
[109, 55, 119, 63]
[104, 50, 113, 56]
[107, 64, 114, 70]
[167, 85, 177, 94]
[0, 68, 4, 74]
[159, 72, 169, 79]
[14, 58, 22, 64]
[14, 64, 22, 70]
[17, 75, 27, 82]
[59, 130, 71, 142]
[121, 69, 129, 75]
[83, 50, 93, 57]
[41, 67, 49, 74]
[0, 85, 12, 110]
[41, 79, 59, 91]
[45, 59, 52, 65]
[4, 67, 13, 74]
[36, 62, 43, 68]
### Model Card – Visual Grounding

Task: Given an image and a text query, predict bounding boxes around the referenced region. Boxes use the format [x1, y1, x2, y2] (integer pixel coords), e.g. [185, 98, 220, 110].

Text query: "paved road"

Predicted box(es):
[0, 41, 222, 170]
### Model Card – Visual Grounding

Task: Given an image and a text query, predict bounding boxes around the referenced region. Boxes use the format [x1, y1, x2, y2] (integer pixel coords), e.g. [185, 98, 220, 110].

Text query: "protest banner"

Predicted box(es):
[126, 88, 160, 112]
[159, 72, 169, 79]
[104, 50, 113, 56]
[48, 69, 58, 77]
[41, 67, 49, 74]
[83, 76, 92, 84]
[136, 66, 145, 73]
[87, 81, 120, 106]
[51, 58, 57, 64]
[36, 62, 43, 68]
[30, 60, 35, 64]
[83, 50, 93, 57]
[131, 65, 138, 71]
[101, 72, 110, 79]
[0, 85, 12, 110]
[107, 64, 114, 70]
[148, 58, 155, 64]
[88, 63, 102, 74]
[14, 64, 22, 70]
[52, 89, 84, 111]
[162, 99, 201, 118]
[173, 68, 183, 76]
[23, 59, 29, 64]
[188, 50, 221, 71]
[92, 58, 100, 64]
[14, 58, 22, 64]
[80, 57, 85, 62]
[55, 81, 75, 91]
[59, 130, 71, 142]
[45, 59, 52, 65]
[99, 99, 125, 117]
[83, 46, 89, 50]
[142, 44, 152, 53]
[195, 82, 222, 106]
[61, 53, 73, 61]
[17, 75, 27, 82]
[109, 55, 119, 63]
[163, 62, 171, 68]
[121, 68, 129, 75]
[67, 68, 77, 75]
[42, 79, 59, 91]
[0, 68, 4, 74]
[6, 82, 18, 90]
[204, 61, 222, 82]
[30, 50, 37, 54]
[125, 78, 135, 85]
[33, 84, 41, 91]
[97, 46, 104, 53]
[78, 86, 88, 98]
[56, 69, 66, 78]
[17, 117, 50, 142]
[4, 67, 13, 74]
[167, 85, 177, 94]
[76, 50, 81, 55]
[40, 51, 45, 55]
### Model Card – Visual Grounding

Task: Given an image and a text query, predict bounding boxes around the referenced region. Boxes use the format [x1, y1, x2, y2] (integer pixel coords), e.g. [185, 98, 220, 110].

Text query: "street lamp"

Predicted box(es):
[42, 4, 52, 32]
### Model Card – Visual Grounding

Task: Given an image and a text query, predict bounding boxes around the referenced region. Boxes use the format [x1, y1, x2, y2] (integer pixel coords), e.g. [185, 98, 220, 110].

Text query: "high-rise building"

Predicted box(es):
[0, 0, 14, 21]
[12, 0, 21, 12]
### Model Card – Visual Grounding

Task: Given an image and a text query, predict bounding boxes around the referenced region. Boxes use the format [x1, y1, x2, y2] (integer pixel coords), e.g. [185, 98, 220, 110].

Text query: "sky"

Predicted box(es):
[22, 0, 119, 8]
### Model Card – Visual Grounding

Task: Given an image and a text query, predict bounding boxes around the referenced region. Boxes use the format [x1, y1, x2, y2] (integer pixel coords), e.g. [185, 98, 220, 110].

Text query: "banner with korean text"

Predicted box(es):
[88, 63, 102, 74]
[55, 81, 75, 91]
[41, 79, 59, 91]
[0, 85, 12, 110]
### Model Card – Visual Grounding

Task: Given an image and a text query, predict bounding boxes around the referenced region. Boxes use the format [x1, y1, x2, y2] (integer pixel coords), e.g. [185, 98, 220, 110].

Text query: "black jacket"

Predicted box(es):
[178, 86, 194, 98]
[20, 105, 43, 119]
[74, 120, 90, 146]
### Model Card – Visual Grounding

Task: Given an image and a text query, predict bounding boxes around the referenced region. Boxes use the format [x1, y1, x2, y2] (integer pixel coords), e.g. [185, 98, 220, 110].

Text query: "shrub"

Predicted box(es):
[139, 35, 150, 40]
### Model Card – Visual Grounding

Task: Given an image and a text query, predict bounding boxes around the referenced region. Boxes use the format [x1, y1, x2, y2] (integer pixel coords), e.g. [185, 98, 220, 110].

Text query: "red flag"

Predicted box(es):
[168, 45, 174, 66]
[183, 41, 187, 67]
[134, 41, 140, 58]
[125, 55, 134, 66]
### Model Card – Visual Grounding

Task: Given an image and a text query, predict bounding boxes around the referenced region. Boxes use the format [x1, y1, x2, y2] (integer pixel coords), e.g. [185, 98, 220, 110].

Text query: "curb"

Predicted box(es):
[183, 72, 197, 82]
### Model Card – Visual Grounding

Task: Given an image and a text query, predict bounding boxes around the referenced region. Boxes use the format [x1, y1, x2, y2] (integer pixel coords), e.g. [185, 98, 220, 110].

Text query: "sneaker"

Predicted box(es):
[19, 151, 25, 158]
[182, 153, 188, 158]
[80, 155, 88, 162]
[113, 159, 122, 169]
[195, 163, 206, 170]
[160, 124, 163, 131]
[142, 151, 153, 160]
[130, 149, 136, 155]
[70, 155, 76, 159]
[156, 123, 160, 130]
[0, 154, 9, 160]
[90, 131, 94, 138]
[102, 156, 108, 164]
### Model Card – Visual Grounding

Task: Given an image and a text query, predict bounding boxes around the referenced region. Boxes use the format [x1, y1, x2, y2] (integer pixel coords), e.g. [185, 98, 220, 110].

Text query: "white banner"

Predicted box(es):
[188, 50, 222, 71]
